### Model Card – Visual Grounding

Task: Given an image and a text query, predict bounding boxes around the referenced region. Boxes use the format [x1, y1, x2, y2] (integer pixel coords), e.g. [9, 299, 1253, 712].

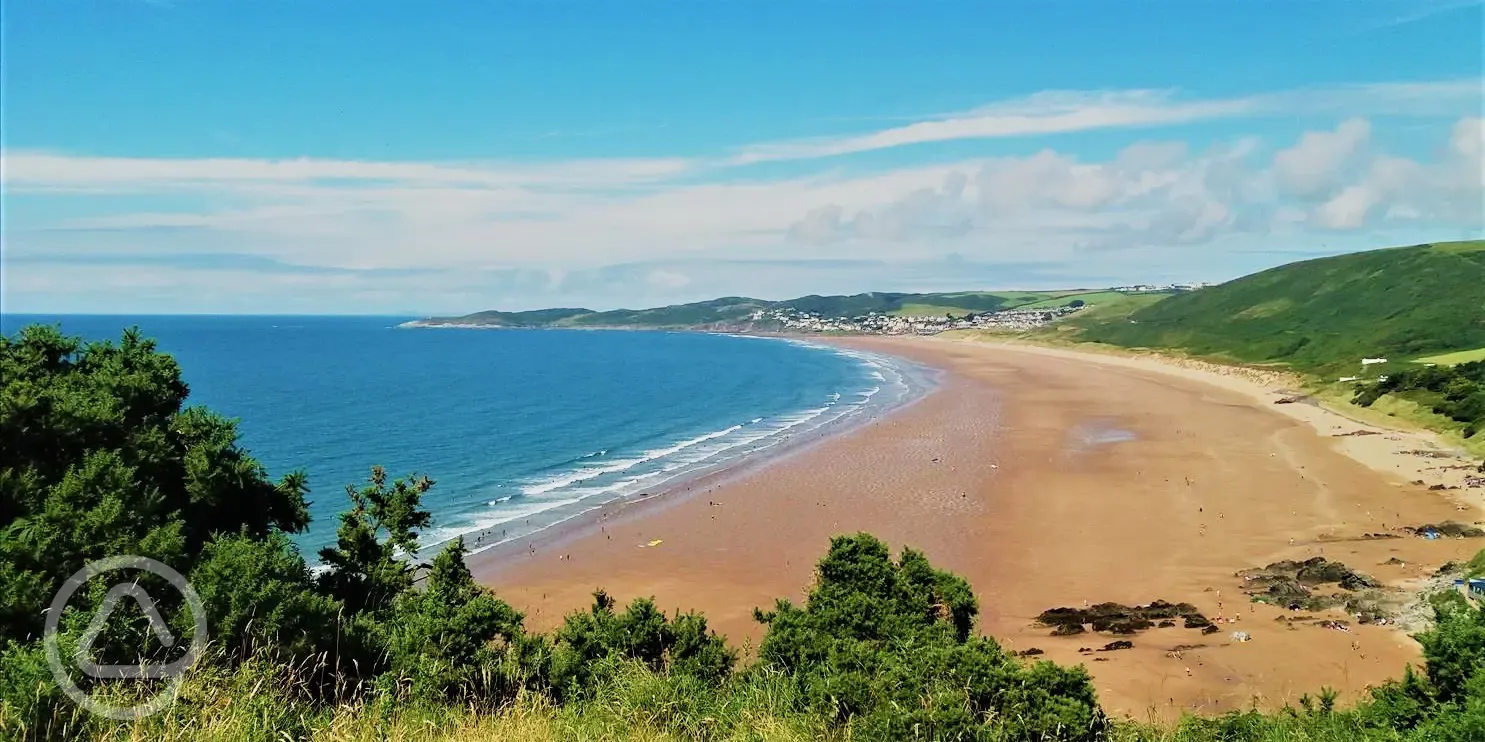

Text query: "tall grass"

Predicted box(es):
[5, 655, 831, 742]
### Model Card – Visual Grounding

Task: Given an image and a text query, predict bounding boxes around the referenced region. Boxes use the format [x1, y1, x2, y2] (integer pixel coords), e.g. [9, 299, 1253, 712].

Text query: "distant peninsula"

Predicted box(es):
[401, 286, 1198, 335]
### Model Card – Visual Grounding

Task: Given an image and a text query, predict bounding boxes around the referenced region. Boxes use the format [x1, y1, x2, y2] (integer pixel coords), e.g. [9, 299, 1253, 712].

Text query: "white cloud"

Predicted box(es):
[788, 205, 846, 245]
[1273, 118, 1371, 197]
[3, 79, 1482, 313]
[1314, 185, 1378, 229]
[1303, 117, 1482, 231]
[1451, 116, 1484, 162]
[780, 114, 1480, 250]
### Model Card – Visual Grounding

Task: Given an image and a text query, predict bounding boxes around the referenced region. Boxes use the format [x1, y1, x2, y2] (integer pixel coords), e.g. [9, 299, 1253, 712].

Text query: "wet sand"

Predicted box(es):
[473, 336, 1483, 720]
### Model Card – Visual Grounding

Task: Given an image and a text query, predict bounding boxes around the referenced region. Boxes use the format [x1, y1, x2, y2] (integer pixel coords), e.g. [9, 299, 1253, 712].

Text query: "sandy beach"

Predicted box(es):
[473, 336, 1484, 720]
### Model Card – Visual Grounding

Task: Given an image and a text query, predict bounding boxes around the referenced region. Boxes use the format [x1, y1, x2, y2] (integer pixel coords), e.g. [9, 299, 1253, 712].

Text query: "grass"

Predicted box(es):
[1016, 290, 1154, 310]
[62, 661, 838, 742]
[1466, 548, 1485, 579]
[1072, 241, 1485, 375]
[1415, 347, 1485, 366]
[892, 303, 979, 317]
[56, 660, 1466, 742]
[910, 291, 1177, 323]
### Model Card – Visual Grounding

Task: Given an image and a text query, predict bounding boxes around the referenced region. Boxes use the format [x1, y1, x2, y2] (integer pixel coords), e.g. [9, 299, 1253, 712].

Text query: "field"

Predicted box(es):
[1416, 347, 1485, 365]
[892, 303, 988, 317]
[1016, 290, 1156, 310]
[889, 289, 1139, 317]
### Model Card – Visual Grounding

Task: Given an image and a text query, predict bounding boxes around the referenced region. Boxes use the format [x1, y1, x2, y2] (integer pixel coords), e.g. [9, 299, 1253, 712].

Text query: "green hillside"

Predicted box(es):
[564, 296, 768, 327]
[415, 289, 1116, 329]
[448, 307, 592, 327]
[1076, 241, 1485, 373]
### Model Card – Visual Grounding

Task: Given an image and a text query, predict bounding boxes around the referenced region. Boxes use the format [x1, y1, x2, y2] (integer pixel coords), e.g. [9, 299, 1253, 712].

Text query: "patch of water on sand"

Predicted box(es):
[1066, 420, 1137, 454]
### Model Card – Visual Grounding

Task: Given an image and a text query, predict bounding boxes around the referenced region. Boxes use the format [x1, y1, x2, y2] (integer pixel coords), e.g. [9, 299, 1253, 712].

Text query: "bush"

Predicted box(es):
[755, 533, 1108, 740]
[549, 591, 736, 702]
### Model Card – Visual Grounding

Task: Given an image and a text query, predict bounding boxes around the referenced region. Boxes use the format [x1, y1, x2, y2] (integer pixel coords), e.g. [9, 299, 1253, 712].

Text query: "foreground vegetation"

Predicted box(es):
[2, 325, 1483, 741]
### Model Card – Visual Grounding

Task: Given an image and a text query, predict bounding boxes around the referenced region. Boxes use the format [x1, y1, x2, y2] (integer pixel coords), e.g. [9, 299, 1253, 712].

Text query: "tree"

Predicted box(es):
[1, 326, 311, 647]
[315, 467, 432, 618]
[380, 538, 526, 704]
[189, 531, 338, 663]
[1418, 592, 1485, 705]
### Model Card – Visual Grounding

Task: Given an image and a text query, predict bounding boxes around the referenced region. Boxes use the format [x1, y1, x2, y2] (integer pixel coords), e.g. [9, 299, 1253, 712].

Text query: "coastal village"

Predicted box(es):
[748, 304, 1085, 335]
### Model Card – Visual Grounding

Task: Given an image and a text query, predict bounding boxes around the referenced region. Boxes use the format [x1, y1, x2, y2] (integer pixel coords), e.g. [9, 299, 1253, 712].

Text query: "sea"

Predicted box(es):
[3, 315, 927, 559]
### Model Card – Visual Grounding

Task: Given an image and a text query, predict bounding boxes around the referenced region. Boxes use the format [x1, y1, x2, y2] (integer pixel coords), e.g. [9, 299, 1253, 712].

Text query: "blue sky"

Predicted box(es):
[3, 0, 1482, 314]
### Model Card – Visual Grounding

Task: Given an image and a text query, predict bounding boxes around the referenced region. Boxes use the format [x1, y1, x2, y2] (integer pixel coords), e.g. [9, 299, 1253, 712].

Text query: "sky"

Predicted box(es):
[2, 0, 1482, 315]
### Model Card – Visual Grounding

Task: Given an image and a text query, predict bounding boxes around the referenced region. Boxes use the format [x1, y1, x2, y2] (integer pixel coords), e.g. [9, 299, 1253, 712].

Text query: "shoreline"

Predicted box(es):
[475, 334, 1483, 719]
[458, 338, 941, 568]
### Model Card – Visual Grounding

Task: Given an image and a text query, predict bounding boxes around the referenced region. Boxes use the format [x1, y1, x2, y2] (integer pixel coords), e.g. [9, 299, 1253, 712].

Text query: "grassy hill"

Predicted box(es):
[1073, 241, 1485, 374]
[414, 289, 1125, 329]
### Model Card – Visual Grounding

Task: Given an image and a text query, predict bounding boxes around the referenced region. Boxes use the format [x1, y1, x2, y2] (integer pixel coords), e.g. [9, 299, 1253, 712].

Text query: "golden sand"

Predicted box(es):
[473, 336, 1483, 720]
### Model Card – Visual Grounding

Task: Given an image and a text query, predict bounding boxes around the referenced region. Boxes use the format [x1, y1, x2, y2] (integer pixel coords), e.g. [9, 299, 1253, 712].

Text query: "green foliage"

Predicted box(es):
[755, 533, 1107, 740]
[1416, 592, 1485, 705]
[1354, 361, 1485, 438]
[0, 324, 311, 649]
[549, 591, 736, 701]
[315, 467, 433, 617]
[1465, 549, 1485, 579]
[380, 538, 526, 705]
[1075, 241, 1485, 373]
[189, 531, 337, 663]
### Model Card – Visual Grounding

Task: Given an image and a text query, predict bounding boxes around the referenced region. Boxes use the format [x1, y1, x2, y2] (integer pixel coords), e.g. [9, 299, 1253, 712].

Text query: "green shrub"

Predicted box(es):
[755, 533, 1108, 740]
[549, 592, 735, 702]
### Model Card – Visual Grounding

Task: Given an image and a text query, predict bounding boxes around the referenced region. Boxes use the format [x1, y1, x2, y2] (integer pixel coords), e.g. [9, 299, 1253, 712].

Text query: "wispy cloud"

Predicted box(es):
[3, 78, 1481, 312]
[726, 79, 1481, 165]
[7, 79, 1477, 195]
[2, 152, 691, 194]
[729, 90, 1252, 165]
[1355, 0, 1483, 32]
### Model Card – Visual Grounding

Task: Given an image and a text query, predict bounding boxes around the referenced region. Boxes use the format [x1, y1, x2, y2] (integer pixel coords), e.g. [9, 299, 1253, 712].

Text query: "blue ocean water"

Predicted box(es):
[4, 315, 918, 557]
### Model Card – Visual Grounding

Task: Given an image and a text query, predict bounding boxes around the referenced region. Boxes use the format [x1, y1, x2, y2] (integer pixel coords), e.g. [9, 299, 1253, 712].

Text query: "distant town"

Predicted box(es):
[749, 305, 1085, 335]
[1111, 282, 1214, 292]
[749, 282, 1215, 336]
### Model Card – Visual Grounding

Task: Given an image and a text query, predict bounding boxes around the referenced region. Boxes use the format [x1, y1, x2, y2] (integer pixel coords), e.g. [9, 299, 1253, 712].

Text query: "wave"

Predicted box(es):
[421, 340, 927, 555]
[483, 403, 842, 537]
[519, 423, 746, 496]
